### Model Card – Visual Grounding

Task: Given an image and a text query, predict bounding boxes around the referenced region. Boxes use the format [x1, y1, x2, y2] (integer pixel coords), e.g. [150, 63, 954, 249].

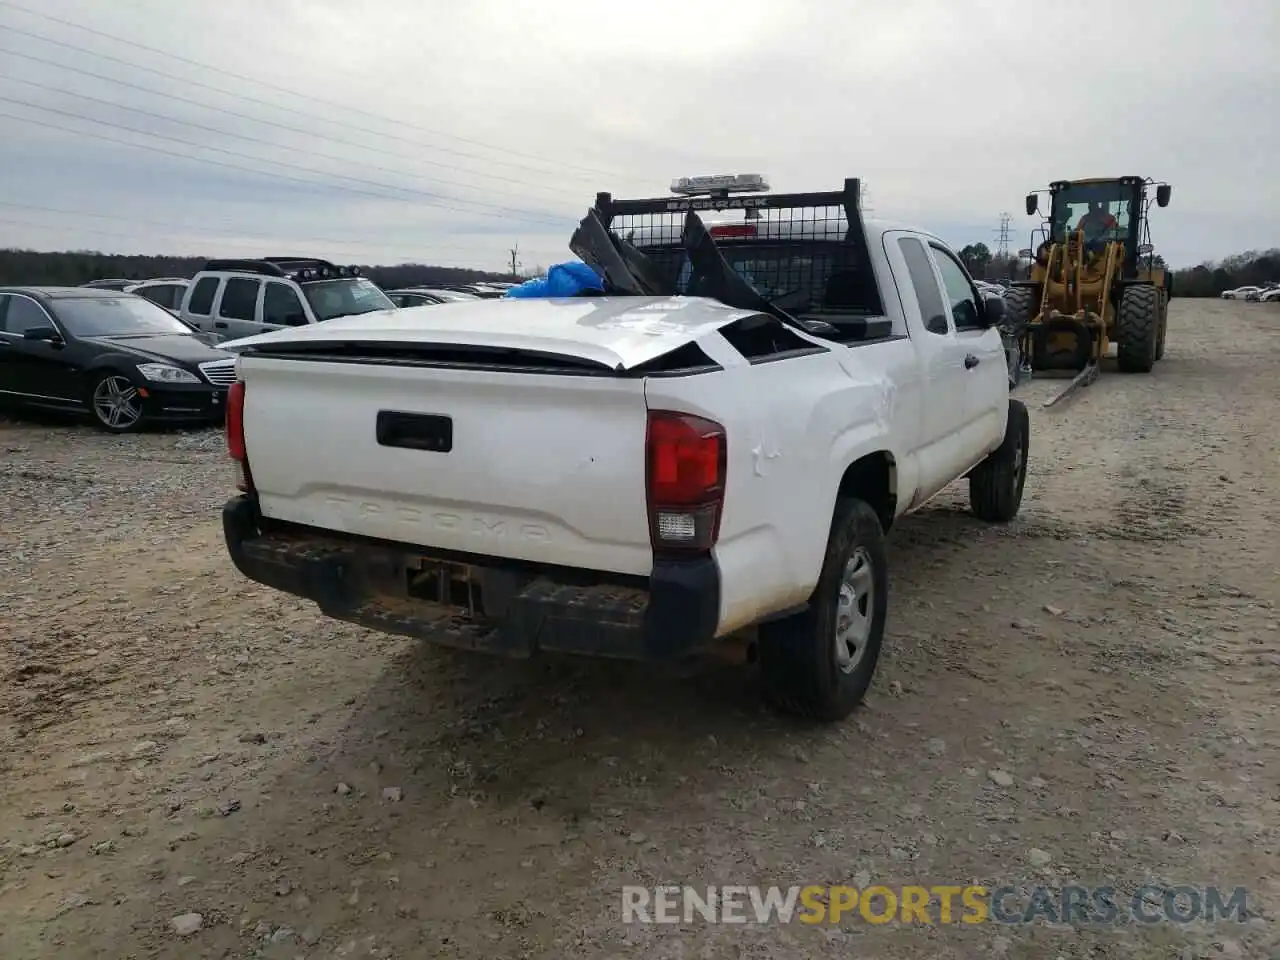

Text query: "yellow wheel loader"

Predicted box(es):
[1008, 176, 1172, 406]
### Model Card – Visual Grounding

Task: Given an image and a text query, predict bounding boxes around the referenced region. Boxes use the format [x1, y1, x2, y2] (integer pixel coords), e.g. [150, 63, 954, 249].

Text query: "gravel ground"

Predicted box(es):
[1, 299, 1278, 960]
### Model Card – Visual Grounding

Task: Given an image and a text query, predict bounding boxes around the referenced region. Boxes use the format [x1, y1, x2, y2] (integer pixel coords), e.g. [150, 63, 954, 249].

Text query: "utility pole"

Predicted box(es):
[508, 243, 521, 278]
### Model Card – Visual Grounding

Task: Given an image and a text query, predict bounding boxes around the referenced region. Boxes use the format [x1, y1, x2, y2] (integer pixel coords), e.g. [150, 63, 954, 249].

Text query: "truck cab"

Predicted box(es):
[179, 257, 397, 345]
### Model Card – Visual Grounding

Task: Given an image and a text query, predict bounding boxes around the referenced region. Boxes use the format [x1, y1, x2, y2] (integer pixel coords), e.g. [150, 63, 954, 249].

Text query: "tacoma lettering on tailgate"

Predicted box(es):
[323, 496, 551, 543]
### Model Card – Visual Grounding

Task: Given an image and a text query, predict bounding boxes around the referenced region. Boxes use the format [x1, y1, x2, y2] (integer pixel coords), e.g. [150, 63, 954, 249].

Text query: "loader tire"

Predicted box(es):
[1000, 286, 1036, 385]
[1154, 292, 1168, 361]
[1116, 284, 1160, 373]
[759, 497, 888, 723]
[1001, 285, 1036, 333]
[969, 399, 1029, 523]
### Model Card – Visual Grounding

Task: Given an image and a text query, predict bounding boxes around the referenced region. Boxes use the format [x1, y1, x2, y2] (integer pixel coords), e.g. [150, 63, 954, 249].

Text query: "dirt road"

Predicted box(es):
[2, 300, 1277, 960]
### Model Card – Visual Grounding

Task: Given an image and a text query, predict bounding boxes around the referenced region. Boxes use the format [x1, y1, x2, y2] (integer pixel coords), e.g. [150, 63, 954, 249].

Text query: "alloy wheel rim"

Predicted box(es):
[93, 376, 141, 429]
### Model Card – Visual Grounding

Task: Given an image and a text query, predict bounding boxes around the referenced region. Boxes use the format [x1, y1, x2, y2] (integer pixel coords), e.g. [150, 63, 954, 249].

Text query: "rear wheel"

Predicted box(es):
[758, 498, 889, 722]
[1116, 284, 1160, 373]
[89, 371, 145, 433]
[969, 399, 1030, 523]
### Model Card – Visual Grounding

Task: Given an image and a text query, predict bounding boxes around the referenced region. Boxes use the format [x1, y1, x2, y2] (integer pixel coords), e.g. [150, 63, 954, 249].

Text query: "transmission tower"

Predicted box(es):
[995, 212, 1012, 260]
[508, 243, 521, 278]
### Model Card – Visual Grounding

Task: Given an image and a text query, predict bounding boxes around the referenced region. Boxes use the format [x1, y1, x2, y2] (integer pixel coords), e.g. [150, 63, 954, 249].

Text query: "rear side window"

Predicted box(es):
[187, 276, 219, 315]
[897, 237, 949, 335]
[1, 295, 51, 334]
[218, 278, 260, 321]
[139, 284, 183, 309]
[263, 282, 308, 326]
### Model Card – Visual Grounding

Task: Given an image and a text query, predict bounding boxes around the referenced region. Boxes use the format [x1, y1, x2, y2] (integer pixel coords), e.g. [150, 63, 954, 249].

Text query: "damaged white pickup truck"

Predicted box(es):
[217, 177, 1030, 721]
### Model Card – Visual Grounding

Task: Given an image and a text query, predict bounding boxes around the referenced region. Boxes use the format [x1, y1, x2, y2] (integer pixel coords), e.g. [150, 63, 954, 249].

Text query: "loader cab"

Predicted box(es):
[1037, 177, 1162, 280]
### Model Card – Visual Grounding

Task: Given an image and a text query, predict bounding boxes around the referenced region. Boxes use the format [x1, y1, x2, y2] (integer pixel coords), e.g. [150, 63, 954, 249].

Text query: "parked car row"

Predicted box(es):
[1221, 283, 1280, 301]
[385, 281, 517, 307]
[0, 264, 523, 431]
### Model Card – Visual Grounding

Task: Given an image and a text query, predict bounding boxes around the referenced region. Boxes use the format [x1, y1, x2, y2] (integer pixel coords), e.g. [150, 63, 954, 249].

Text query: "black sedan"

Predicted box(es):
[0, 286, 237, 433]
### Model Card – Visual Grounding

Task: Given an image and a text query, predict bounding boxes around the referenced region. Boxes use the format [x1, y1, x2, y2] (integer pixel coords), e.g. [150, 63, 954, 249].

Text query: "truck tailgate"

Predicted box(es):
[240, 357, 654, 576]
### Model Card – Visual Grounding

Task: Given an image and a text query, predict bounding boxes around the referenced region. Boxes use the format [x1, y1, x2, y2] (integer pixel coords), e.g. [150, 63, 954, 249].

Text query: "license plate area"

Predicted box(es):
[406, 557, 483, 615]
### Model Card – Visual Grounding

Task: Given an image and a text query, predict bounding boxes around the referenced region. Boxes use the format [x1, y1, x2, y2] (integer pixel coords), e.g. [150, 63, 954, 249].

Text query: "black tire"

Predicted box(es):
[88, 370, 146, 434]
[1154, 292, 1168, 361]
[969, 399, 1029, 523]
[758, 498, 889, 723]
[1000, 286, 1036, 386]
[1001, 285, 1035, 324]
[1116, 284, 1160, 373]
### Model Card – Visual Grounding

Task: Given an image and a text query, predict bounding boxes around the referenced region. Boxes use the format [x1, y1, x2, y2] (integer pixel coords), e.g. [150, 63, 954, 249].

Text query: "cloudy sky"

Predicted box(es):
[0, 0, 1274, 272]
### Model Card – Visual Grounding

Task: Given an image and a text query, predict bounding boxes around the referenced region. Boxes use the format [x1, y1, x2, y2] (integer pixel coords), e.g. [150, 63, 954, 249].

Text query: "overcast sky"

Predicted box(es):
[0, 0, 1275, 273]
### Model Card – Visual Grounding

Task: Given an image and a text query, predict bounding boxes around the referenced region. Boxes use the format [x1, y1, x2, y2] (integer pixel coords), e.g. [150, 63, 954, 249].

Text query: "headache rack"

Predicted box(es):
[589, 177, 885, 320]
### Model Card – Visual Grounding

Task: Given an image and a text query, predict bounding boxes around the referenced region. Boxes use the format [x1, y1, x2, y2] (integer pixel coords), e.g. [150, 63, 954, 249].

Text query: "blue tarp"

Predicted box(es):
[504, 260, 604, 298]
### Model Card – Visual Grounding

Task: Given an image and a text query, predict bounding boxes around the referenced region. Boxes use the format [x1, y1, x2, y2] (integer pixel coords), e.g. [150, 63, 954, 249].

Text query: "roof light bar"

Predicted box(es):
[290, 264, 362, 281]
[669, 174, 770, 196]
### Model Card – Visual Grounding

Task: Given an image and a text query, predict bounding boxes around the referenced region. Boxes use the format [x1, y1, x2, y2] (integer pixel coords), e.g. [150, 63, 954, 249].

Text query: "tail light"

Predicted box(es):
[645, 411, 726, 554]
[226, 380, 253, 492]
[710, 224, 757, 239]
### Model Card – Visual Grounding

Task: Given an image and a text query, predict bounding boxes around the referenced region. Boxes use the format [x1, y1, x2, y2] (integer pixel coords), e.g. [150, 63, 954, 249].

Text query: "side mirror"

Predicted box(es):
[1024, 194, 1038, 216]
[982, 292, 1006, 326]
[1137, 243, 1154, 255]
[1156, 184, 1171, 208]
[1017, 248, 1033, 259]
[23, 325, 61, 342]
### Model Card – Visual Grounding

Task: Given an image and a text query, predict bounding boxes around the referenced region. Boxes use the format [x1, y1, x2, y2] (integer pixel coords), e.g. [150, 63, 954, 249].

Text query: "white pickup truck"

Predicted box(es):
[217, 178, 1030, 722]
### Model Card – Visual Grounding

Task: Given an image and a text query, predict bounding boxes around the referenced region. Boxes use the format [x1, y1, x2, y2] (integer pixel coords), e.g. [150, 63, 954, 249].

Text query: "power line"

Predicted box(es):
[0, 107, 567, 257]
[0, 96, 572, 227]
[0, 213, 376, 255]
[0, 70, 585, 211]
[0, 1, 638, 182]
[0, 200, 520, 255]
[0, 47, 598, 205]
[0, 213, 557, 268]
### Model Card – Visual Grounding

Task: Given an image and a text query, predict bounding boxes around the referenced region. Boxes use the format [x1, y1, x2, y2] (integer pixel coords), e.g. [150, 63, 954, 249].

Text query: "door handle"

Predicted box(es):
[964, 354, 980, 369]
[214, 321, 228, 329]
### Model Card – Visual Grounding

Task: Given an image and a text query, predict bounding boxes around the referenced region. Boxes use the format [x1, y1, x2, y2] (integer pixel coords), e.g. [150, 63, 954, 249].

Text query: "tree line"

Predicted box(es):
[0, 249, 520, 289]
[4, 244, 1276, 298]
[956, 242, 1279, 296]
[1166, 249, 1280, 297]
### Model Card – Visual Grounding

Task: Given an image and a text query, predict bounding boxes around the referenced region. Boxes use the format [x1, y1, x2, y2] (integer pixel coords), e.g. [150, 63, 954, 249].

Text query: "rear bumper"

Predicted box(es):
[221, 495, 720, 661]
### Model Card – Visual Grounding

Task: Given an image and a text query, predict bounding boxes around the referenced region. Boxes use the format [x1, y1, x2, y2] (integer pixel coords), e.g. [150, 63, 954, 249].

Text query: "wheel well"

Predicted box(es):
[837, 452, 897, 533]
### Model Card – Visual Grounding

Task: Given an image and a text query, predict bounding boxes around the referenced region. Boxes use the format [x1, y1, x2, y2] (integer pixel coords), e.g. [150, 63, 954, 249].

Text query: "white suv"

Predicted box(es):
[180, 258, 396, 344]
